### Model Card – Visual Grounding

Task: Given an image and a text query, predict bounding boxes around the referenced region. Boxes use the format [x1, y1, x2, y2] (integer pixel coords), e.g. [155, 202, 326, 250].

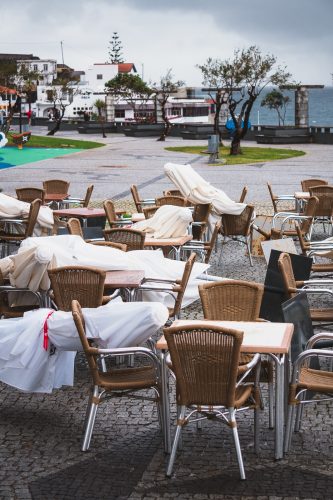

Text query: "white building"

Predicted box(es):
[17, 58, 57, 85]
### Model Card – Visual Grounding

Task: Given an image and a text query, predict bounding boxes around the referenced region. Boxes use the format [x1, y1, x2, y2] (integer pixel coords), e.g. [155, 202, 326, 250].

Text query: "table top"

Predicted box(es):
[156, 319, 294, 354]
[104, 270, 145, 289]
[144, 235, 192, 247]
[45, 194, 69, 202]
[294, 191, 310, 199]
[53, 207, 106, 218]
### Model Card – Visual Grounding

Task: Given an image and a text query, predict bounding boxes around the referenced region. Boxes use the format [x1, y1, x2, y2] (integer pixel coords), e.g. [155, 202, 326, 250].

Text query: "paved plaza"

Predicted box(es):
[0, 129, 333, 499]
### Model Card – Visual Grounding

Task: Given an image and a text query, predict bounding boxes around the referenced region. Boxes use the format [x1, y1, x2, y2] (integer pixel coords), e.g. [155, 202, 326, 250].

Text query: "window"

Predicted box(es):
[43, 64, 48, 71]
[115, 109, 125, 118]
[97, 74, 103, 80]
[183, 106, 209, 117]
[33, 64, 38, 71]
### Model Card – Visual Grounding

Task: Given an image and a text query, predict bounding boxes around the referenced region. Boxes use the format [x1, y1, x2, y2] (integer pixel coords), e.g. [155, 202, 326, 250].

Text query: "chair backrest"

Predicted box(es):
[192, 203, 211, 240]
[163, 189, 183, 197]
[309, 186, 333, 217]
[83, 184, 94, 207]
[130, 184, 142, 212]
[295, 221, 308, 255]
[155, 196, 187, 207]
[89, 240, 127, 251]
[267, 183, 278, 212]
[67, 218, 83, 238]
[239, 186, 248, 204]
[300, 196, 318, 234]
[103, 228, 146, 251]
[173, 253, 196, 318]
[164, 324, 243, 407]
[143, 206, 159, 219]
[204, 220, 222, 264]
[277, 252, 298, 299]
[221, 205, 254, 237]
[72, 300, 102, 385]
[199, 279, 264, 321]
[25, 199, 42, 237]
[301, 178, 328, 192]
[16, 187, 45, 205]
[103, 199, 117, 226]
[48, 266, 106, 311]
[43, 179, 70, 195]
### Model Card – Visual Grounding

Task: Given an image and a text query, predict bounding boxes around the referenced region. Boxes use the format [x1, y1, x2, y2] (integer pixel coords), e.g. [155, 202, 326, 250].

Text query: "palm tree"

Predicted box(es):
[94, 99, 107, 138]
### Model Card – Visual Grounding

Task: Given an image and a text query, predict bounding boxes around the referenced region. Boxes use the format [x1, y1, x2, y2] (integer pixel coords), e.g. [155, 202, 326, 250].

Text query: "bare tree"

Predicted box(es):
[151, 70, 185, 141]
[47, 72, 79, 136]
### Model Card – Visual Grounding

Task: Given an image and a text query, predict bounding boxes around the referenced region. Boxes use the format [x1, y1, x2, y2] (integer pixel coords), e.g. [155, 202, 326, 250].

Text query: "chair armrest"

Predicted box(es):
[306, 332, 333, 349]
[142, 277, 177, 285]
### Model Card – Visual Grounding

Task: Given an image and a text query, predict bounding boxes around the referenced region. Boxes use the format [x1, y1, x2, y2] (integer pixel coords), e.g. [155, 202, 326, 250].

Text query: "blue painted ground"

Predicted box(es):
[0, 147, 83, 169]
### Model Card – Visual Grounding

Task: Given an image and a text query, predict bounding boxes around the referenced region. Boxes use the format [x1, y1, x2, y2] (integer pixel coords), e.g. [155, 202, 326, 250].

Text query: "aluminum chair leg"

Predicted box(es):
[177, 405, 183, 450]
[229, 408, 246, 480]
[284, 403, 295, 453]
[246, 237, 253, 267]
[166, 405, 186, 477]
[295, 399, 304, 432]
[82, 386, 100, 451]
[268, 381, 274, 429]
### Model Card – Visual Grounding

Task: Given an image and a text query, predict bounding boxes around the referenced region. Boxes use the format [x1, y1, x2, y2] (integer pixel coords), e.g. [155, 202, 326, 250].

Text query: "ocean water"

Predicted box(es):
[249, 86, 333, 127]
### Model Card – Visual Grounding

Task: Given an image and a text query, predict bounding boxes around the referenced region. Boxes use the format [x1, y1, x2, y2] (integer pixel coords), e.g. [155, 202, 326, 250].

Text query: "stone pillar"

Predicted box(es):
[295, 87, 309, 127]
[105, 95, 115, 122]
[155, 95, 163, 123]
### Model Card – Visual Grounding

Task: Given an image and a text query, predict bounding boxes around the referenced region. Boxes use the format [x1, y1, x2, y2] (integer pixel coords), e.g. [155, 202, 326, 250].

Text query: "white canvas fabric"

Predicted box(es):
[164, 162, 246, 216]
[133, 205, 193, 238]
[0, 299, 169, 393]
[0, 193, 54, 234]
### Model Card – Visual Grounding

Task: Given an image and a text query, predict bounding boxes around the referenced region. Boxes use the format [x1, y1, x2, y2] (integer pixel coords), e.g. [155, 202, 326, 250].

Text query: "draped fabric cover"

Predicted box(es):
[0, 193, 54, 234]
[133, 205, 193, 238]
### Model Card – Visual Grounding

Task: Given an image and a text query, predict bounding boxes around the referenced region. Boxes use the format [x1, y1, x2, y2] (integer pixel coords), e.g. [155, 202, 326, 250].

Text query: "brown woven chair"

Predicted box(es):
[301, 178, 328, 192]
[62, 184, 94, 208]
[164, 323, 261, 479]
[308, 185, 333, 234]
[284, 332, 333, 453]
[71, 299, 164, 451]
[16, 187, 45, 205]
[199, 278, 274, 427]
[139, 253, 196, 321]
[103, 228, 145, 251]
[219, 204, 255, 266]
[267, 183, 296, 214]
[239, 186, 248, 204]
[142, 206, 159, 219]
[103, 199, 132, 227]
[155, 195, 188, 207]
[0, 198, 42, 257]
[181, 221, 221, 263]
[48, 266, 107, 311]
[130, 184, 155, 213]
[191, 203, 211, 240]
[89, 240, 127, 251]
[278, 252, 333, 324]
[67, 217, 83, 237]
[271, 195, 318, 240]
[163, 189, 183, 197]
[0, 268, 42, 318]
[43, 179, 70, 195]
[295, 222, 333, 275]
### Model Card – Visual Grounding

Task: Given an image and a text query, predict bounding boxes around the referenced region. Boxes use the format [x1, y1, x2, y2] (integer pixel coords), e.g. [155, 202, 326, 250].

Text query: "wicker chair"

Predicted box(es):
[308, 185, 333, 234]
[48, 265, 109, 311]
[130, 184, 156, 213]
[278, 252, 333, 324]
[239, 186, 248, 203]
[0, 198, 42, 257]
[163, 189, 183, 197]
[301, 178, 328, 192]
[271, 195, 318, 240]
[181, 221, 221, 263]
[219, 204, 255, 267]
[71, 299, 164, 451]
[16, 187, 45, 205]
[267, 183, 296, 214]
[43, 179, 70, 195]
[284, 331, 333, 453]
[67, 217, 83, 237]
[142, 206, 159, 219]
[103, 228, 146, 251]
[89, 240, 127, 251]
[295, 222, 333, 275]
[164, 323, 261, 479]
[139, 253, 196, 321]
[103, 199, 132, 227]
[191, 203, 211, 240]
[62, 184, 94, 208]
[155, 195, 188, 208]
[0, 269, 43, 318]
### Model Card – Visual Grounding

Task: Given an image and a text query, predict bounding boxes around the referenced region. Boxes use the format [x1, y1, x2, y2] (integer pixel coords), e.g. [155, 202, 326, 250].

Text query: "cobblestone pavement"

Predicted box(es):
[0, 130, 333, 499]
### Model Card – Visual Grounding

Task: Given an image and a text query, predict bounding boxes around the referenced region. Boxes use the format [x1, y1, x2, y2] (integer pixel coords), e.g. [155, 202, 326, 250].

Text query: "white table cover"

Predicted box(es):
[0, 193, 54, 234]
[133, 205, 193, 238]
[0, 299, 169, 393]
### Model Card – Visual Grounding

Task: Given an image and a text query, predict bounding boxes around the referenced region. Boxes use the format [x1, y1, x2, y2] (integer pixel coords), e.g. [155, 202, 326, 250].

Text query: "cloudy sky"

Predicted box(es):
[1, 0, 332, 86]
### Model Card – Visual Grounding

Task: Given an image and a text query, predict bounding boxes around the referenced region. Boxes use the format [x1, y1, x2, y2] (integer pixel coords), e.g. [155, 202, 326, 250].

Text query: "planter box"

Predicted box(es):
[122, 123, 165, 137]
[256, 126, 313, 144]
[77, 122, 117, 134]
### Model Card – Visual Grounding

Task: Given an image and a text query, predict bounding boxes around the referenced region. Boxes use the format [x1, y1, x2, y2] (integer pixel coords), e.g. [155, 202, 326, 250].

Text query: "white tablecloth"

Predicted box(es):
[133, 205, 193, 238]
[0, 193, 54, 234]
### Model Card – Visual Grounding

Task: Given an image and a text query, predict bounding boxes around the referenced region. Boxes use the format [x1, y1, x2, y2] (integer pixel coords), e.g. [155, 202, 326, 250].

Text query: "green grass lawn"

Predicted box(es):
[7, 133, 104, 149]
[165, 145, 306, 165]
